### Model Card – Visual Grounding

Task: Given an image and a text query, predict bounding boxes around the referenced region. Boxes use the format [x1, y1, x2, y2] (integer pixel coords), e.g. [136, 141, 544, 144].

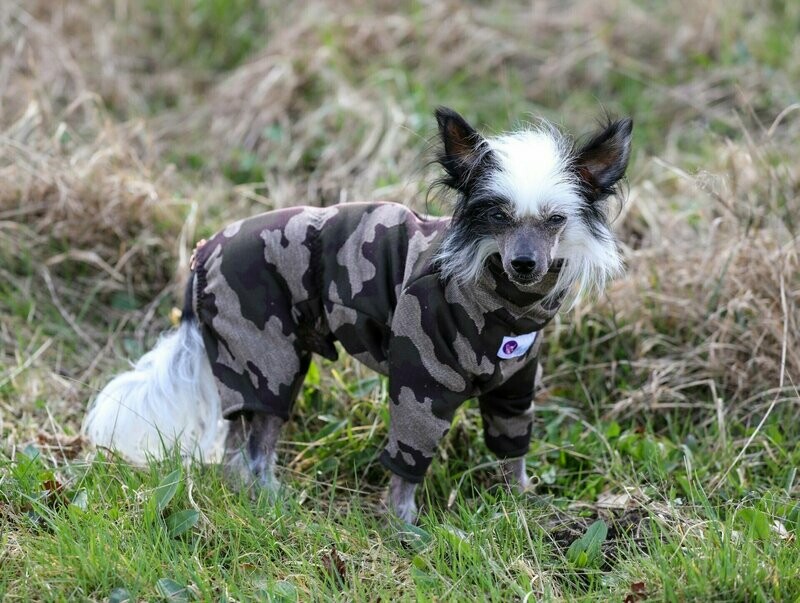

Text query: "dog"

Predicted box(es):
[83, 107, 632, 523]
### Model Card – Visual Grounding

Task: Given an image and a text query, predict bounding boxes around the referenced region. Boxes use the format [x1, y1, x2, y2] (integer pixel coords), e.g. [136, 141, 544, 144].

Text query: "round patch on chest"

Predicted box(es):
[497, 332, 538, 359]
[502, 340, 519, 355]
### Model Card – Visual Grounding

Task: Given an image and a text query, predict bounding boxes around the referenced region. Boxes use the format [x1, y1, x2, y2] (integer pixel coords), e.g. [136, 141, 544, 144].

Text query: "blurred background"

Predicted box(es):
[0, 0, 797, 475]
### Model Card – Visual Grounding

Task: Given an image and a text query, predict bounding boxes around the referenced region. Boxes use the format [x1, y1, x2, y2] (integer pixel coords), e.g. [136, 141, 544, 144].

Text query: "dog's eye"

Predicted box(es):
[489, 211, 509, 223]
[547, 214, 566, 225]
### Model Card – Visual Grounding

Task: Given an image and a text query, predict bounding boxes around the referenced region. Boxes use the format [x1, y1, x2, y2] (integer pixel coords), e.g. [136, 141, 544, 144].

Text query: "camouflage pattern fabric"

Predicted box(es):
[191, 202, 563, 482]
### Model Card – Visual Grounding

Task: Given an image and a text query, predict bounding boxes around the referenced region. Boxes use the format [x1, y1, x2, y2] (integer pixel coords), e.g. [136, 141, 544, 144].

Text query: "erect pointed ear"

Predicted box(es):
[435, 106, 488, 192]
[574, 118, 633, 201]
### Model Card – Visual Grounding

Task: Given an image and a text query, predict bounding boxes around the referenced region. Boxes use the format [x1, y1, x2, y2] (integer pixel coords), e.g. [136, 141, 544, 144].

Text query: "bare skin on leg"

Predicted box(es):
[389, 474, 419, 524]
[223, 414, 285, 494]
[222, 415, 250, 488]
[501, 456, 531, 492]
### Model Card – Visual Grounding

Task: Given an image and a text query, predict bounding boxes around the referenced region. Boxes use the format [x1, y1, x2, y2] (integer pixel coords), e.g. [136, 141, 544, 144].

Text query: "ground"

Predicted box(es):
[1, 0, 798, 600]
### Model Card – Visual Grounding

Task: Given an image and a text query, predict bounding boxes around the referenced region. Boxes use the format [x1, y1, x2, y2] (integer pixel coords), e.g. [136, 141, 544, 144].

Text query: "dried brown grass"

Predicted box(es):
[158, 0, 793, 162]
[0, 2, 193, 433]
[0, 0, 798, 441]
[595, 119, 800, 420]
[1, 107, 184, 287]
[0, 100, 190, 436]
[1, 1, 136, 126]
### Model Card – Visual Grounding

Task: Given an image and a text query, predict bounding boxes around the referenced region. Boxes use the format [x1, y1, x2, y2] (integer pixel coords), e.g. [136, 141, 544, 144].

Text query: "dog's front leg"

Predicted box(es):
[501, 456, 530, 492]
[389, 474, 418, 524]
[223, 414, 284, 493]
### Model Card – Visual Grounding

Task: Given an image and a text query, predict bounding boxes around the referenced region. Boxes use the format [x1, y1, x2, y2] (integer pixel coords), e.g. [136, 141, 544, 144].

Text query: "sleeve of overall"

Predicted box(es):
[478, 356, 539, 459]
[379, 279, 472, 483]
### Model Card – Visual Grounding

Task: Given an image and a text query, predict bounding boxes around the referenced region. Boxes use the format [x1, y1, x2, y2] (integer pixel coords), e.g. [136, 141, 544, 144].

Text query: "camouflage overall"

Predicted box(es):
[190, 202, 563, 482]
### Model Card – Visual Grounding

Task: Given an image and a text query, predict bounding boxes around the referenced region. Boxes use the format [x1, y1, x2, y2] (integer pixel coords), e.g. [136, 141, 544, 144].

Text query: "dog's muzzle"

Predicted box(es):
[508, 256, 546, 284]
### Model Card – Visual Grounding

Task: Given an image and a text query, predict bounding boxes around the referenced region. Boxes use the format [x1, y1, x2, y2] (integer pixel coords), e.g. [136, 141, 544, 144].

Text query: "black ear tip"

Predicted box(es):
[435, 106, 459, 126]
[618, 117, 633, 135]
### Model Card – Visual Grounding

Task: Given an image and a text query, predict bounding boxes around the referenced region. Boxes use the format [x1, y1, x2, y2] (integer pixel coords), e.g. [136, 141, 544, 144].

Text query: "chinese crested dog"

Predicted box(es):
[84, 107, 632, 522]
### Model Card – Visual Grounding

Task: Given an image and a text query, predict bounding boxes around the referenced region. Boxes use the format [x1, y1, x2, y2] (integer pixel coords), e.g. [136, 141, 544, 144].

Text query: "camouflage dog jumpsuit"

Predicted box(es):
[190, 202, 563, 483]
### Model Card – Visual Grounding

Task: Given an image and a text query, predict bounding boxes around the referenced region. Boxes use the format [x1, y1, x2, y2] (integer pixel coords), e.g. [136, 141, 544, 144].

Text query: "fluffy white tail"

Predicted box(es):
[82, 320, 227, 464]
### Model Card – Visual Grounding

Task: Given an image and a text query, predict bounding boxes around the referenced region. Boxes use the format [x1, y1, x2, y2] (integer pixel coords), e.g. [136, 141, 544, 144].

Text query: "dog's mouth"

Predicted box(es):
[508, 272, 545, 287]
[488, 254, 546, 287]
[509, 260, 565, 287]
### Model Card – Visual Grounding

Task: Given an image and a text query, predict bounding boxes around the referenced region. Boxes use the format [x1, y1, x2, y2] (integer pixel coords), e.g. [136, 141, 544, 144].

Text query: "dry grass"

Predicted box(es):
[1, 0, 798, 442]
[601, 123, 799, 420]
[0, 1, 193, 432]
[0, 107, 185, 437]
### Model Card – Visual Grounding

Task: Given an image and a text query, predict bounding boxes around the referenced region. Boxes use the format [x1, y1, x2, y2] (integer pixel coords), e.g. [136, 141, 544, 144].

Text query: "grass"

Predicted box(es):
[2, 388, 798, 600]
[1, 0, 799, 600]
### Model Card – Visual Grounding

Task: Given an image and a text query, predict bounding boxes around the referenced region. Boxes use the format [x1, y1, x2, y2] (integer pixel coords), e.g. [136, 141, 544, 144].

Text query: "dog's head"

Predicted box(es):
[433, 107, 632, 305]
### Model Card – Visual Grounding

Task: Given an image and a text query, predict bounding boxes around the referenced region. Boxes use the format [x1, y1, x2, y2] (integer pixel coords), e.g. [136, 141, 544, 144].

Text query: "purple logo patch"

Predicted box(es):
[498, 331, 537, 359]
[502, 340, 519, 355]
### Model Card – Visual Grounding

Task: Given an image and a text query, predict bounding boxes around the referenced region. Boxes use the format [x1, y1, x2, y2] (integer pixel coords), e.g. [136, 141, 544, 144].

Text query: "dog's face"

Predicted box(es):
[485, 208, 568, 286]
[434, 107, 632, 301]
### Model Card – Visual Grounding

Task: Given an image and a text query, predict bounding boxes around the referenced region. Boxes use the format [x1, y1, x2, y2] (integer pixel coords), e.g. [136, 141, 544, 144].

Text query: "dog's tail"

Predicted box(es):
[83, 281, 226, 464]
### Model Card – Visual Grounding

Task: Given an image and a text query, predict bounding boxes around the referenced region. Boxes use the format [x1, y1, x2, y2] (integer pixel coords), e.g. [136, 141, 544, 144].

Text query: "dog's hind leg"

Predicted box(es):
[389, 474, 419, 524]
[223, 414, 285, 494]
[221, 417, 250, 487]
[247, 414, 285, 490]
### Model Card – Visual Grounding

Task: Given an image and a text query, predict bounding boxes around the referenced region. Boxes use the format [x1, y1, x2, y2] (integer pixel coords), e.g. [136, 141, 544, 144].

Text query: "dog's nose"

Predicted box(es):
[511, 256, 536, 274]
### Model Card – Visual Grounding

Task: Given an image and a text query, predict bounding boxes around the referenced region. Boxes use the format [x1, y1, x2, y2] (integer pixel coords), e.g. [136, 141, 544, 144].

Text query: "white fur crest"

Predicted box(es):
[487, 127, 582, 219]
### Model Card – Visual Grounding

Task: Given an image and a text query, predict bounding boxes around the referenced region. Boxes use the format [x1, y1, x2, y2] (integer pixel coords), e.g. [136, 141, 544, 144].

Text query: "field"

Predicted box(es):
[1, 0, 799, 600]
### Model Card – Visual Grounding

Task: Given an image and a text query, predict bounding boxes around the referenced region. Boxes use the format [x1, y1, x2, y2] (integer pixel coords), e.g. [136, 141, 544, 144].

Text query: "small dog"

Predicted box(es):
[84, 107, 632, 522]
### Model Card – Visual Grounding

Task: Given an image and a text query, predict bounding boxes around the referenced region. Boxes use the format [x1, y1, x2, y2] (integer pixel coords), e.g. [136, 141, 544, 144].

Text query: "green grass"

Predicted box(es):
[2, 363, 798, 600]
[137, 0, 268, 74]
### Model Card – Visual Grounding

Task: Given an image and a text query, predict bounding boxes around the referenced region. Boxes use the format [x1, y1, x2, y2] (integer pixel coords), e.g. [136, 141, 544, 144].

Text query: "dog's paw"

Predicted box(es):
[379, 491, 419, 525]
[512, 475, 531, 494]
[387, 473, 419, 524]
[222, 442, 282, 497]
[253, 473, 282, 503]
[393, 499, 418, 525]
[222, 448, 254, 491]
[501, 456, 542, 495]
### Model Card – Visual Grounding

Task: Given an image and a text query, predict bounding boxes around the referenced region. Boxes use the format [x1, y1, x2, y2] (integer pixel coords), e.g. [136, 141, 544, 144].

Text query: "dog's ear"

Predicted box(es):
[574, 118, 633, 201]
[435, 106, 488, 192]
